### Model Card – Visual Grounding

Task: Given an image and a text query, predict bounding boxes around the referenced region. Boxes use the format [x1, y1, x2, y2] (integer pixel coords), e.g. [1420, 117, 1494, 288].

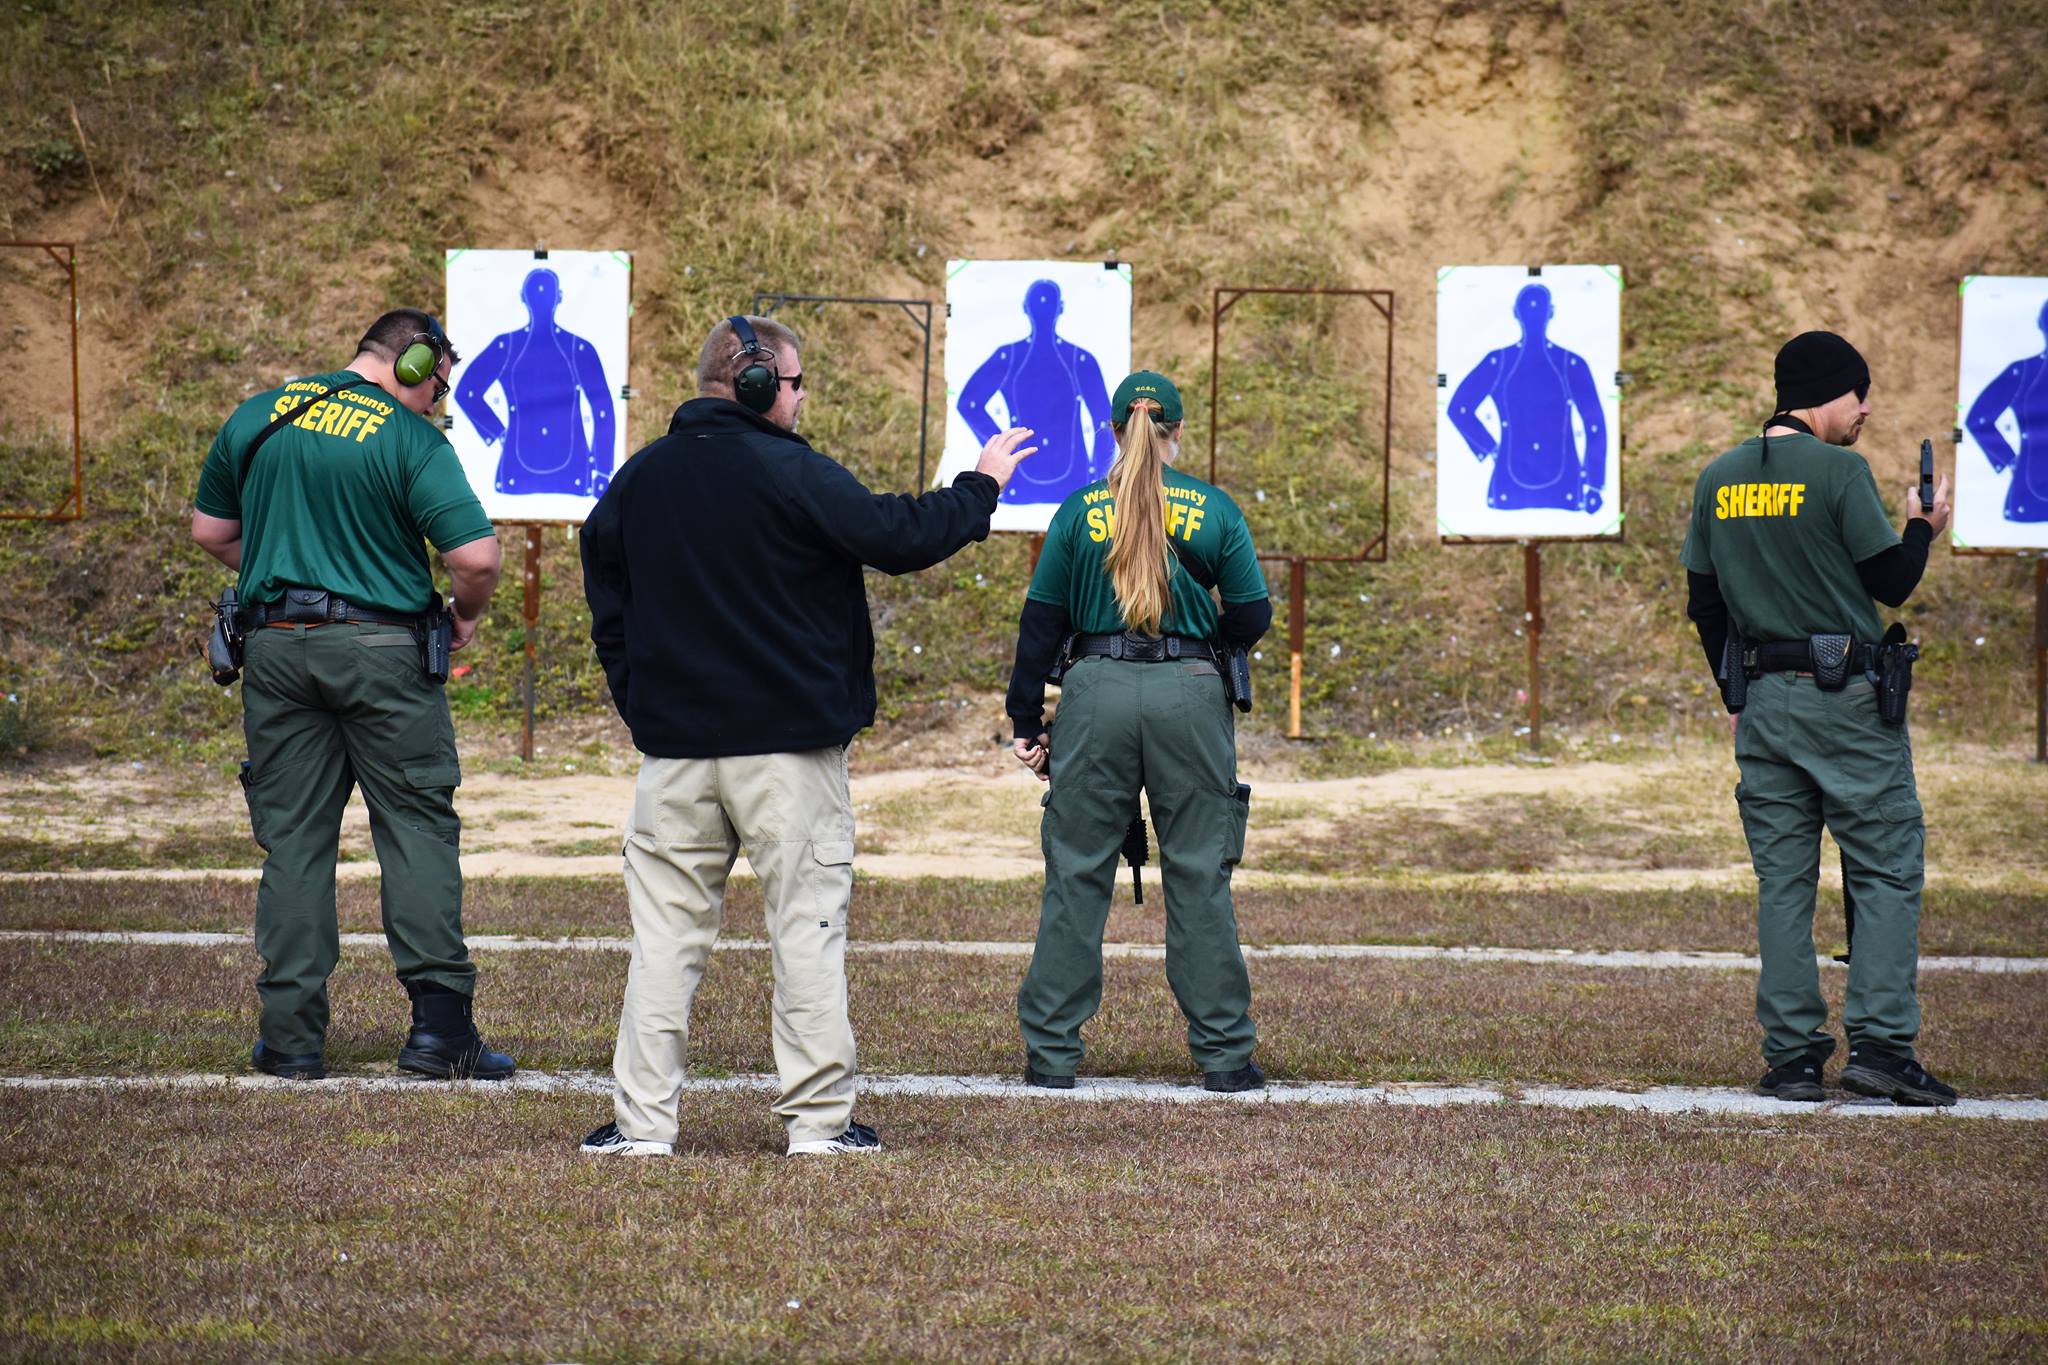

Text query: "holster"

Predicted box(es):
[1719, 634, 1750, 712]
[1046, 632, 1078, 685]
[1221, 646, 1253, 713]
[1808, 633, 1854, 690]
[417, 594, 453, 684]
[1875, 623, 1917, 727]
[207, 586, 245, 686]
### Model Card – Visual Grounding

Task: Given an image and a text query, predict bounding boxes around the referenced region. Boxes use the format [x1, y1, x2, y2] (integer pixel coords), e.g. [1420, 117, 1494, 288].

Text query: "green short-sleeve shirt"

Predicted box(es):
[1679, 432, 1899, 644]
[193, 370, 494, 613]
[1026, 466, 1268, 635]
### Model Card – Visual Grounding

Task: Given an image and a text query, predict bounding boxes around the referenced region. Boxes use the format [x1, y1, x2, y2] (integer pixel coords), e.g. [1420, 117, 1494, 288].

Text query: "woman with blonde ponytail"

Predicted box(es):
[1004, 370, 1274, 1093]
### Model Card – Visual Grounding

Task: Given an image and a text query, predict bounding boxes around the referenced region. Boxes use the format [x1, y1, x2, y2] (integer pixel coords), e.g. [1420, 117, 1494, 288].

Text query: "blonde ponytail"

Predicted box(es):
[1103, 401, 1173, 635]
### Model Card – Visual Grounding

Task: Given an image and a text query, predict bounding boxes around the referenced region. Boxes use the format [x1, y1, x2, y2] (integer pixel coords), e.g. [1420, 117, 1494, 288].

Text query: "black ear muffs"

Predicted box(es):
[728, 315, 779, 415]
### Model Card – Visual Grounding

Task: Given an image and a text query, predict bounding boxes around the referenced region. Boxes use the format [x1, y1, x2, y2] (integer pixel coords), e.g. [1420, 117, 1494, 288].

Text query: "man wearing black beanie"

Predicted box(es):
[1679, 329, 1958, 1107]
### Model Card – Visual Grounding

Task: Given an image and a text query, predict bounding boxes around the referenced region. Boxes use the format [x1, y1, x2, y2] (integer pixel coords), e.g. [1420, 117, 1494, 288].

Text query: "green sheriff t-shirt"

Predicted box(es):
[1679, 431, 1900, 644]
[1027, 465, 1268, 635]
[193, 370, 494, 613]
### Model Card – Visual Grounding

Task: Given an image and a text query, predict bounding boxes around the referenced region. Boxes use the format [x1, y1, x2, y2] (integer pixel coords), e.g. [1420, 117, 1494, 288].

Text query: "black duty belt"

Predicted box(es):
[240, 587, 422, 631]
[1068, 632, 1218, 664]
[1749, 640, 1880, 674]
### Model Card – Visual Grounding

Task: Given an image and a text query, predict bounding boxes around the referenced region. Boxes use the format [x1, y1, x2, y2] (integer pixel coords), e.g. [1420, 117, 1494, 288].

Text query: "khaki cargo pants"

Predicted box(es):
[610, 747, 858, 1149]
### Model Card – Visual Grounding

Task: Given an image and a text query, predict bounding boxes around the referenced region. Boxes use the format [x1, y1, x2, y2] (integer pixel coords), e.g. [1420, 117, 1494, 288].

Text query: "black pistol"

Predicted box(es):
[207, 587, 244, 685]
[1919, 438, 1935, 514]
[1122, 815, 1149, 905]
[418, 594, 453, 684]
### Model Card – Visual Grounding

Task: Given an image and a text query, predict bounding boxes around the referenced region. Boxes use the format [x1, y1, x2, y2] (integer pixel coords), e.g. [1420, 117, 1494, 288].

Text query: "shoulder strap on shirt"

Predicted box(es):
[236, 379, 376, 493]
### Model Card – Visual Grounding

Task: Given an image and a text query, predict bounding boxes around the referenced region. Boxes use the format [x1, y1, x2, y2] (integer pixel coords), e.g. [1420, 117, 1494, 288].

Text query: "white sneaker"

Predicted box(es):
[786, 1119, 882, 1156]
[580, 1120, 673, 1157]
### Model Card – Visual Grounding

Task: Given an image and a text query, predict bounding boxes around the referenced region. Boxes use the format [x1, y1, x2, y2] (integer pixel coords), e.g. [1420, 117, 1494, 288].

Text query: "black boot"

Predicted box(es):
[397, 981, 516, 1080]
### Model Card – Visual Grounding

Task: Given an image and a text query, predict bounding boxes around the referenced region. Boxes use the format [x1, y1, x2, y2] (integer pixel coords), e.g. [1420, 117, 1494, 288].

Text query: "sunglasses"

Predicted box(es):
[781, 373, 804, 391]
[432, 374, 451, 404]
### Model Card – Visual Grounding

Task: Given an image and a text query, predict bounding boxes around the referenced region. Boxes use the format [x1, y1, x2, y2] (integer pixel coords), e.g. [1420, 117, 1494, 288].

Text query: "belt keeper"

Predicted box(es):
[1167, 638, 1181, 659]
[1109, 636, 1123, 660]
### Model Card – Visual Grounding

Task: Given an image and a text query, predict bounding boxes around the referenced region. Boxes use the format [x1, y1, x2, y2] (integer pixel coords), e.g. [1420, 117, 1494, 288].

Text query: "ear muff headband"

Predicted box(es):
[728, 315, 779, 415]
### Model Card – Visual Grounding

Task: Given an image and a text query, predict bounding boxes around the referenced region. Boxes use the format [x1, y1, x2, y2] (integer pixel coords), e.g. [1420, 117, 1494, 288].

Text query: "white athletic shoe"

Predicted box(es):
[785, 1119, 883, 1157]
[580, 1120, 673, 1157]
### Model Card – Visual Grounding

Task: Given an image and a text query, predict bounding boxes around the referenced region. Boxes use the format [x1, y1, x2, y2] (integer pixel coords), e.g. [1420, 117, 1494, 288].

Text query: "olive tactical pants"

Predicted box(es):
[1019, 657, 1255, 1076]
[1734, 671, 1924, 1065]
[241, 623, 471, 1056]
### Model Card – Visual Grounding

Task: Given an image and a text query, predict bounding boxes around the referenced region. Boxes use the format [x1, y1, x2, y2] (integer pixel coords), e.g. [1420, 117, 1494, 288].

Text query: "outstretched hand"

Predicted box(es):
[975, 427, 1039, 491]
[1013, 732, 1050, 781]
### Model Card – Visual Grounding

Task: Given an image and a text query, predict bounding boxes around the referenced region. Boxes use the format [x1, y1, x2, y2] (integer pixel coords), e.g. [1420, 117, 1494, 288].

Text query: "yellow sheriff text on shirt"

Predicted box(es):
[1714, 481, 1806, 520]
[1084, 498, 1207, 543]
[270, 387, 392, 444]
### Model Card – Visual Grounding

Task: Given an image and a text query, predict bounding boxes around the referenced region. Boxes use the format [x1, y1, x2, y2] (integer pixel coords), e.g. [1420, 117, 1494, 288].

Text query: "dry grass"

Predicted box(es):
[4, 942, 2042, 1094]
[6, 873, 2045, 957]
[1, 1088, 2043, 1361]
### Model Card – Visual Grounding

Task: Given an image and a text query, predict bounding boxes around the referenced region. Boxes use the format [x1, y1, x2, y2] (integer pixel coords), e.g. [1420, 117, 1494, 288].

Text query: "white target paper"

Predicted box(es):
[935, 260, 1132, 534]
[1435, 265, 1623, 540]
[444, 248, 631, 524]
[1955, 274, 2048, 551]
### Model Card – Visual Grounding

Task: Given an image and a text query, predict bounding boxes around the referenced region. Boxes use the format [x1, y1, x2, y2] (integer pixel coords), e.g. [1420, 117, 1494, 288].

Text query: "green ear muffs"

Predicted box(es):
[394, 338, 440, 386]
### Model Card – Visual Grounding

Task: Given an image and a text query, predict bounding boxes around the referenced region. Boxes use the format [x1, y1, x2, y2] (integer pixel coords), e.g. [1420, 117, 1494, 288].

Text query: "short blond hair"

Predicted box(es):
[696, 315, 801, 394]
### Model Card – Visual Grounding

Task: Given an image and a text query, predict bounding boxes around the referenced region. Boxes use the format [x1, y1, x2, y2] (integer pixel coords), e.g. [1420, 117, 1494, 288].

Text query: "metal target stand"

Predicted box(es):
[0, 241, 84, 521]
[1208, 285, 1394, 739]
[752, 292, 934, 490]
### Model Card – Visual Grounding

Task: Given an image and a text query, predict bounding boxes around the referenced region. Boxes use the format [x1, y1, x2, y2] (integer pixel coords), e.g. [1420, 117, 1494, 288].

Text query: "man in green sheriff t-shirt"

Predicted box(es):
[190, 308, 513, 1083]
[1681, 330, 1956, 1107]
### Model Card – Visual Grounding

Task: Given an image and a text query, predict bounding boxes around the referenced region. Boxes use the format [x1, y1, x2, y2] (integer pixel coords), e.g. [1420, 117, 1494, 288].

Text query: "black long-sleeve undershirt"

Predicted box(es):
[1687, 518, 1934, 711]
[1004, 596, 1274, 739]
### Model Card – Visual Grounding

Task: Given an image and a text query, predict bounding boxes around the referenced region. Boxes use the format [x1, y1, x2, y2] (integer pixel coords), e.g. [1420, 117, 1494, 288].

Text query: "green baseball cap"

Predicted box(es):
[1111, 370, 1183, 426]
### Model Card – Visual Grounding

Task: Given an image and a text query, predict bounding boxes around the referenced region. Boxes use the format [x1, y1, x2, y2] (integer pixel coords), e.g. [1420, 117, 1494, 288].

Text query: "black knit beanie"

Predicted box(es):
[1774, 331, 1869, 412]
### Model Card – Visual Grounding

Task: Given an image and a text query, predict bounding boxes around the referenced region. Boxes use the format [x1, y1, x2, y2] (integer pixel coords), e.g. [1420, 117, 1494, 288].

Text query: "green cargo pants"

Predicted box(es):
[1734, 671, 1924, 1066]
[240, 622, 471, 1055]
[1018, 655, 1255, 1076]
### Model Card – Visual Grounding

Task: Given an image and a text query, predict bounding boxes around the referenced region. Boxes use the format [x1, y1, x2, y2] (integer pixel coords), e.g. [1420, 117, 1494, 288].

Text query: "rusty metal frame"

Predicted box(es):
[754, 291, 934, 490]
[0, 241, 83, 521]
[1208, 285, 1395, 738]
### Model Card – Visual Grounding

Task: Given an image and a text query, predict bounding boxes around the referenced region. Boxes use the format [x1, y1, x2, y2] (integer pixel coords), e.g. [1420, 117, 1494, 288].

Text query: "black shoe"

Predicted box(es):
[251, 1041, 325, 1081]
[1023, 1064, 1075, 1090]
[1841, 1047, 1959, 1107]
[787, 1119, 883, 1156]
[1755, 1052, 1828, 1102]
[1203, 1060, 1265, 1093]
[396, 981, 516, 1081]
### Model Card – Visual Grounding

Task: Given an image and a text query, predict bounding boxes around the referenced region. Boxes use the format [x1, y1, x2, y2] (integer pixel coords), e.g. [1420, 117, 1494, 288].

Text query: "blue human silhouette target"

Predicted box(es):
[1955, 275, 2048, 550]
[937, 260, 1131, 533]
[444, 248, 631, 523]
[1436, 265, 1623, 540]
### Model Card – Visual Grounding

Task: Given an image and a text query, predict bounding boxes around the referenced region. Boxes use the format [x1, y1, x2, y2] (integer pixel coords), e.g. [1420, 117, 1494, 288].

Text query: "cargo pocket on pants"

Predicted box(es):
[1221, 785, 1249, 878]
[400, 761, 463, 845]
[1876, 796, 1924, 880]
[809, 839, 855, 928]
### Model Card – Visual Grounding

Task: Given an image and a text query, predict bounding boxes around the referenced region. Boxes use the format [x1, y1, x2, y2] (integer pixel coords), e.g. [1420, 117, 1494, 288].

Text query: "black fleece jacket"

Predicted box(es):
[581, 398, 999, 757]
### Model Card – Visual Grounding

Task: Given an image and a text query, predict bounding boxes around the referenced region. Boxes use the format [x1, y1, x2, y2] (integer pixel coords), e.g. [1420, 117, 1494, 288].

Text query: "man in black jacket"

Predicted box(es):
[577, 314, 1036, 1158]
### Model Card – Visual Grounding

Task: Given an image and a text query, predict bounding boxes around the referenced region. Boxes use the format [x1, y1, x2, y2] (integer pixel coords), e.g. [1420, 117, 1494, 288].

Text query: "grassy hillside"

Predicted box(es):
[3, 0, 2045, 765]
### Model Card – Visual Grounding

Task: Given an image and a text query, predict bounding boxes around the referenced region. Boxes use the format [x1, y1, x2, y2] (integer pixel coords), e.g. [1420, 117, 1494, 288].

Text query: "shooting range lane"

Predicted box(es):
[4, 938, 2042, 1094]
[0, 1069, 2043, 1120]
[3, 927, 2042, 974]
